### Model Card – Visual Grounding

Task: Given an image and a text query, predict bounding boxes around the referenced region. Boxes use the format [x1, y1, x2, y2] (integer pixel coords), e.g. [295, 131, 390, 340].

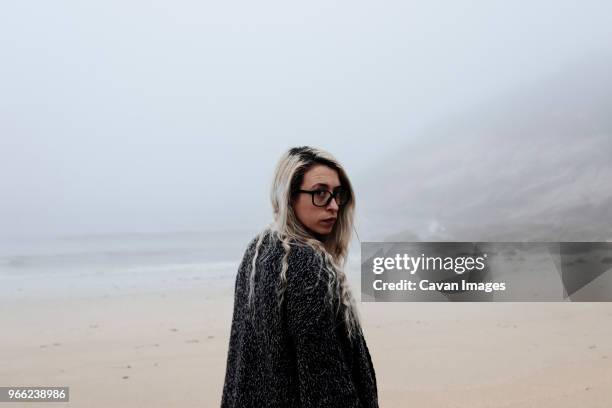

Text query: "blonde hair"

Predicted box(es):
[247, 146, 362, 339]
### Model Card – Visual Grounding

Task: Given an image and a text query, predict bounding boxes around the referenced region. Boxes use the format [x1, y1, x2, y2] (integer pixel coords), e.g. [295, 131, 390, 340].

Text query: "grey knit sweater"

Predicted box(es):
[221, 230, 379, 407]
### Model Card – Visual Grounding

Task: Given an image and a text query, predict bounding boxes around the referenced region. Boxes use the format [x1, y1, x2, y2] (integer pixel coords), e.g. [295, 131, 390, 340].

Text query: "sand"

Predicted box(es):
[1, 285, 612, 407]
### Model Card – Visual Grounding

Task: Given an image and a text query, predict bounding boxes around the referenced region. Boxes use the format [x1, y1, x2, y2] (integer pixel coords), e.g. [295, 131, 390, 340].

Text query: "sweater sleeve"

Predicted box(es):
[285, 245, 361, 408]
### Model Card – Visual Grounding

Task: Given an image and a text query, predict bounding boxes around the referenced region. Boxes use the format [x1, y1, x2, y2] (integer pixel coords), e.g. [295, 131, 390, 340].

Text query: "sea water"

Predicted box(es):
[0, 230, 254, 300]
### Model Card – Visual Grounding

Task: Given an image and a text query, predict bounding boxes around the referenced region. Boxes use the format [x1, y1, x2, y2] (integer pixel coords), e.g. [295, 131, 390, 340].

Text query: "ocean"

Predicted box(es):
[0, 229, 362, 301]
[0, 230, 253, 300]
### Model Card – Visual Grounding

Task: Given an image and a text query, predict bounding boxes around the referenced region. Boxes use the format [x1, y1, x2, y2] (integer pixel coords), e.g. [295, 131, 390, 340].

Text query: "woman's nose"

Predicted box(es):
[327, 198, 339, 211]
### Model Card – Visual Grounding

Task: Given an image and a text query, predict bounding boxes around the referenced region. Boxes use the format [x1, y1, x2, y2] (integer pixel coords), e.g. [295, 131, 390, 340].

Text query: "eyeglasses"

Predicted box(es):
[297, 187, 350, 207]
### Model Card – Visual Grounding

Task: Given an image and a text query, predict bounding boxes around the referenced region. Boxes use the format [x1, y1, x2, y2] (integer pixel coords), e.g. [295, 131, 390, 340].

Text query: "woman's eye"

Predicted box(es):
[315, 190, 327, 198]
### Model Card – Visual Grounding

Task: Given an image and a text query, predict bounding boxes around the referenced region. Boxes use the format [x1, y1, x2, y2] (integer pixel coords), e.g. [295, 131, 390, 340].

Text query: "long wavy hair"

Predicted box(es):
[247, 146, 362, 340]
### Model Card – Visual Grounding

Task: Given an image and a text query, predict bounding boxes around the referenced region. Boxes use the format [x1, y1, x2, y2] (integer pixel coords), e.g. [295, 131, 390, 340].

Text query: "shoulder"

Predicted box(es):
[241, 231, 328, 283]
[285, 242, 329, 289]
[244, 230, 320, 263]
[236, 230, 269, 272]
[238, 229, 288, 269]
[242, 229, 275, 257]
[286, 242, 322, 269]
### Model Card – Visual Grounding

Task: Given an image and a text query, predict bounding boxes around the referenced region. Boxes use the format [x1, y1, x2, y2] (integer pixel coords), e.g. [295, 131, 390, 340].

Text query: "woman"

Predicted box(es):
[221, 146, 379, 407]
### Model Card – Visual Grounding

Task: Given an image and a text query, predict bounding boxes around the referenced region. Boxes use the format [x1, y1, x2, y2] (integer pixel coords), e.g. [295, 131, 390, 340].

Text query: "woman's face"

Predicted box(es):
[292, 164, 341, 237]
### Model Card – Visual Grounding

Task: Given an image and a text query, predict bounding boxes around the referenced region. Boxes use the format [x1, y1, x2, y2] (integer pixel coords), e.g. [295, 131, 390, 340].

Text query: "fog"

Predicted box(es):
[1, 1, 611, 240]
[358, 54, 612, 241]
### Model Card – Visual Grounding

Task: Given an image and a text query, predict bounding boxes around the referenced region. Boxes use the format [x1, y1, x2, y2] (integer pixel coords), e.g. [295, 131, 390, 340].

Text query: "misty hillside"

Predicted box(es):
[359, 53, 612, 242]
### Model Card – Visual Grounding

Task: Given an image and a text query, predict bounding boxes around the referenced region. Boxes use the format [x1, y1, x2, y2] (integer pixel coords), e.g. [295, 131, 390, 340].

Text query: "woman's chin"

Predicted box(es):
[316, 225, 334, 235]
[307, 226, 332, 239]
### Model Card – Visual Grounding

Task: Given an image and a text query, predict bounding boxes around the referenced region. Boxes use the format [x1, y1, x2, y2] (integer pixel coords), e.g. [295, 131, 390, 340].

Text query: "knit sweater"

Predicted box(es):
[221, 230, 379, 408]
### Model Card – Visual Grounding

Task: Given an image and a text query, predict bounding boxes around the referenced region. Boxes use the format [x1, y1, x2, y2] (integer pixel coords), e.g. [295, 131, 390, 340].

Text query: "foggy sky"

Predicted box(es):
[1, 1, 611, 240]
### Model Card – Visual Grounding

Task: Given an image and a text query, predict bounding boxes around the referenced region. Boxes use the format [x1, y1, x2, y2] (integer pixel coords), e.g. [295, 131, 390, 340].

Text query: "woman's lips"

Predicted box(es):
[320, 218, 337, 225]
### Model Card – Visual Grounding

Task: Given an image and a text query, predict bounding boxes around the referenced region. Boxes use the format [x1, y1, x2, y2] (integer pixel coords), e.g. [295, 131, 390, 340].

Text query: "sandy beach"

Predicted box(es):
[2, 280, 612, 407]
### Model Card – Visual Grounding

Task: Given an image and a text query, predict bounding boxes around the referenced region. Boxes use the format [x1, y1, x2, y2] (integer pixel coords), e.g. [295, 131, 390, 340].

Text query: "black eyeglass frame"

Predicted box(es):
[296, 188, 350, 207]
